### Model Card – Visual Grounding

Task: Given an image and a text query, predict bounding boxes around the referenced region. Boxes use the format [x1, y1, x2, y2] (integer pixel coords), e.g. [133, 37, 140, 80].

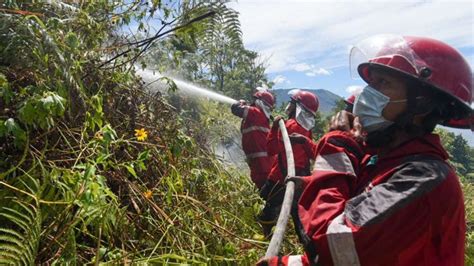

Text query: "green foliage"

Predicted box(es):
[436, 128, 474, 263]
[0, 118, 27, 148]
[0, 1, 275, 264]
[0, 201, 41, 264]
[0, 174, 42, 265]
[18, 91, 66, 129]
[0, 73, 13, 103]
[147, 1, 270, 102]
[435, 128, 474, 181]
[451, 134, 472, 175]
[312, 111, 328, 140]
[463, 181, 474, 265]
[332, 98, 348, 114]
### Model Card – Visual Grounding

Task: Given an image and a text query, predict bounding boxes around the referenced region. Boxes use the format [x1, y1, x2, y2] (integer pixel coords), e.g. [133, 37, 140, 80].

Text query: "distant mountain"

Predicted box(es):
[272, 88, 342, 114]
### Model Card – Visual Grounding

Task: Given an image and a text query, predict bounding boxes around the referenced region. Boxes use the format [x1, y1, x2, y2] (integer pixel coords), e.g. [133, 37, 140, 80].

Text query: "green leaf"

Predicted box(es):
[65, 31, 79, 49]
[125, 164, 137, 178]
[95, 153, 110, 165]
[40, 92, 66, 115]
[0, 73, 13, 104]
[0, 119, 6, 137]
[2, 118, 26, 148]
[101, 124, 117, 143]
[18, 91, 66, 129]
[137, 149, 150, 161]
[83, 164, 96, 181]
[159, 77, 178, 93]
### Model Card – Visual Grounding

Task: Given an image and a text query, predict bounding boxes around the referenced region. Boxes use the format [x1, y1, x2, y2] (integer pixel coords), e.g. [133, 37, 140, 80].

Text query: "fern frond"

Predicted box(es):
[0, 243, 24, 256]
[0, 235, 25, 248]
[0, 208, 31, 231]
[199, 2, 243, 48]
[0, 250, 19, 262]
[0, 199, 41, 265]
[0, 228, 25, 240]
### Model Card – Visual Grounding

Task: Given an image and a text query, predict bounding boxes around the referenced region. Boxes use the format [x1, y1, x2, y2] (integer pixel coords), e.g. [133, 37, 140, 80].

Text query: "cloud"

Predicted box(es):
[292, 63, 312, 72]
[273, 75, 290, 84]
[346, 85, 364, 96]
[305, 67, 331, 76]
[291, 63, 331, 77]
[229, 0, 473, 74]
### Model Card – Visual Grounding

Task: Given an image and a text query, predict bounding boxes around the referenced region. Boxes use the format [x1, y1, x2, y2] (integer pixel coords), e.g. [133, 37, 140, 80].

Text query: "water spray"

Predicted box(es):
[136, 69, 238, 105]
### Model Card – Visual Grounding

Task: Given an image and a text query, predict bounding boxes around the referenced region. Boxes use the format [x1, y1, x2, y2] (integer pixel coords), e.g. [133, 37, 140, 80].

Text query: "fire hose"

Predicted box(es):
[264, 119, 296, 258]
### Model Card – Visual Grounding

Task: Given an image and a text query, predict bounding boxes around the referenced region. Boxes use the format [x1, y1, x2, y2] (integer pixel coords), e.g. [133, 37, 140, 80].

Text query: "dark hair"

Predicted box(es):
[407, 80, 470, 133]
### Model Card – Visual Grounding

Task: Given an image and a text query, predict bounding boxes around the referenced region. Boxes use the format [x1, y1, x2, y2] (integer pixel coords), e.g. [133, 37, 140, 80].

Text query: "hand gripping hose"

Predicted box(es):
[264, 119, 296, 258]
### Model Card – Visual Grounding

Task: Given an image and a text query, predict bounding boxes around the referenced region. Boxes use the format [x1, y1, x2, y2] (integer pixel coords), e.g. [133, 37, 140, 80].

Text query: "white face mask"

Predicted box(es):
[255, 99, 272, 119]
[295, 104, 315, 131]
[353, 85, 407, 133]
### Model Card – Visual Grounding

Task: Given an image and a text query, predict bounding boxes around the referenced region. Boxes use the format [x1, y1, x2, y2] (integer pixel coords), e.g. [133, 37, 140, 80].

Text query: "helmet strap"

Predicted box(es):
[393, 83, 432, 136]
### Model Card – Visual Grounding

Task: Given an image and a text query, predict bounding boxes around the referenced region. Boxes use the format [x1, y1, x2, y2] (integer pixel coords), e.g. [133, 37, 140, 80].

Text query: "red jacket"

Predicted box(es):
[268, 131, 465, 266]
[231, 103, 274, 189]
[267, 118, 313, 183]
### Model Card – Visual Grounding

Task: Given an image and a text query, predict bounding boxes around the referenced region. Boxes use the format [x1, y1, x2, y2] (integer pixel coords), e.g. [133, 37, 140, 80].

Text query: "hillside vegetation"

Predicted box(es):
[0, 1, 472, 265]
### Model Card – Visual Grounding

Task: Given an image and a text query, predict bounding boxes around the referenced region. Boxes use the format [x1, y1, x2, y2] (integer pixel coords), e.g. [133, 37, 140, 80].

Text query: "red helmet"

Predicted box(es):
[351, 35, 472, 129]
[253, 90, 275, 107]
[290, 90, 319, 115]
[344, 94, 356, 105]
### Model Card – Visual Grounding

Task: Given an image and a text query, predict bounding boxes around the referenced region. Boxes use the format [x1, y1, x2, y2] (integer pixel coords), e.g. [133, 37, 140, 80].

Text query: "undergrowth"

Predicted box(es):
[0, 2, 301, 264]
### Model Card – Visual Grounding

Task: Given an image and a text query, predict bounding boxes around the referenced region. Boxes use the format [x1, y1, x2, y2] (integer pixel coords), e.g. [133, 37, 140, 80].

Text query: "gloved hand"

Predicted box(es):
[330, 111, 364, 143]
[259, 180, 279, 200]
[256, 256, 280, 266]
[272, 115, 283, 129]
[286, 176, 307, 203]
[330, 110, 354, 132]
[286, 176, 305, 187]
[231, 100, 248, 117]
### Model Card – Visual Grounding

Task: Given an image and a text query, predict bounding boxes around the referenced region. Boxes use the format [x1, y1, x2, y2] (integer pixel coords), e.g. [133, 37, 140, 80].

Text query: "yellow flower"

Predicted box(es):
[134, 128, 148, 141]
[143, 190, 153, 199]
[94, 131, 103, 140]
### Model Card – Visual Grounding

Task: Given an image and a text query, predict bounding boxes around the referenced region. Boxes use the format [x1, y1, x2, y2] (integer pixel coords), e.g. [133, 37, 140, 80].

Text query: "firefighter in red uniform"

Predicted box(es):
[258, 89, 319, 237]
[295, 93, 359, 161]
[344, 94, 356, 113]
[259, 35, 472, 265]
[231, 89, 276, 190]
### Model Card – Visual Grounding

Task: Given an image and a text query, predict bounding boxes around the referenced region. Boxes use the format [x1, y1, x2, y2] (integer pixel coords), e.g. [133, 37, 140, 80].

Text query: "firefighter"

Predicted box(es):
[258, 89, 319, 237]
[231, 88, 276, 190]
[344, 94, 356, 113]
[259, 35, 472, 265]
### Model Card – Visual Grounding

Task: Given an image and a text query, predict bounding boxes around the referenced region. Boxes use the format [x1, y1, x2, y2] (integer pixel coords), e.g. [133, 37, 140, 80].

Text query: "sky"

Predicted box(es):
[228, 0, 474, 144]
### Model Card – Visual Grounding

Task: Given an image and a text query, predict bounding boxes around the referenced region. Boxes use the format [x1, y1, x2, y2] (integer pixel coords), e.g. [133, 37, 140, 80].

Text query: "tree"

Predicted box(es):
[436, 128, 474, 180]
[146, 2, 271, 102]
[451, 134, 472, 176]
[331, 99, 347, 114]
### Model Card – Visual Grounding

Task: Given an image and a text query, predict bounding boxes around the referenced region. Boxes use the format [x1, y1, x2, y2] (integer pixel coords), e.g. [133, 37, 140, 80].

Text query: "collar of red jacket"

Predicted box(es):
[378, 133, 449, 162]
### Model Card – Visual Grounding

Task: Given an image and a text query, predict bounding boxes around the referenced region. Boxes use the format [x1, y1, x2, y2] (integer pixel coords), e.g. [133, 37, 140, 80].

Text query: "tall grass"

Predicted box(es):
[463, 181, 474, 265]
